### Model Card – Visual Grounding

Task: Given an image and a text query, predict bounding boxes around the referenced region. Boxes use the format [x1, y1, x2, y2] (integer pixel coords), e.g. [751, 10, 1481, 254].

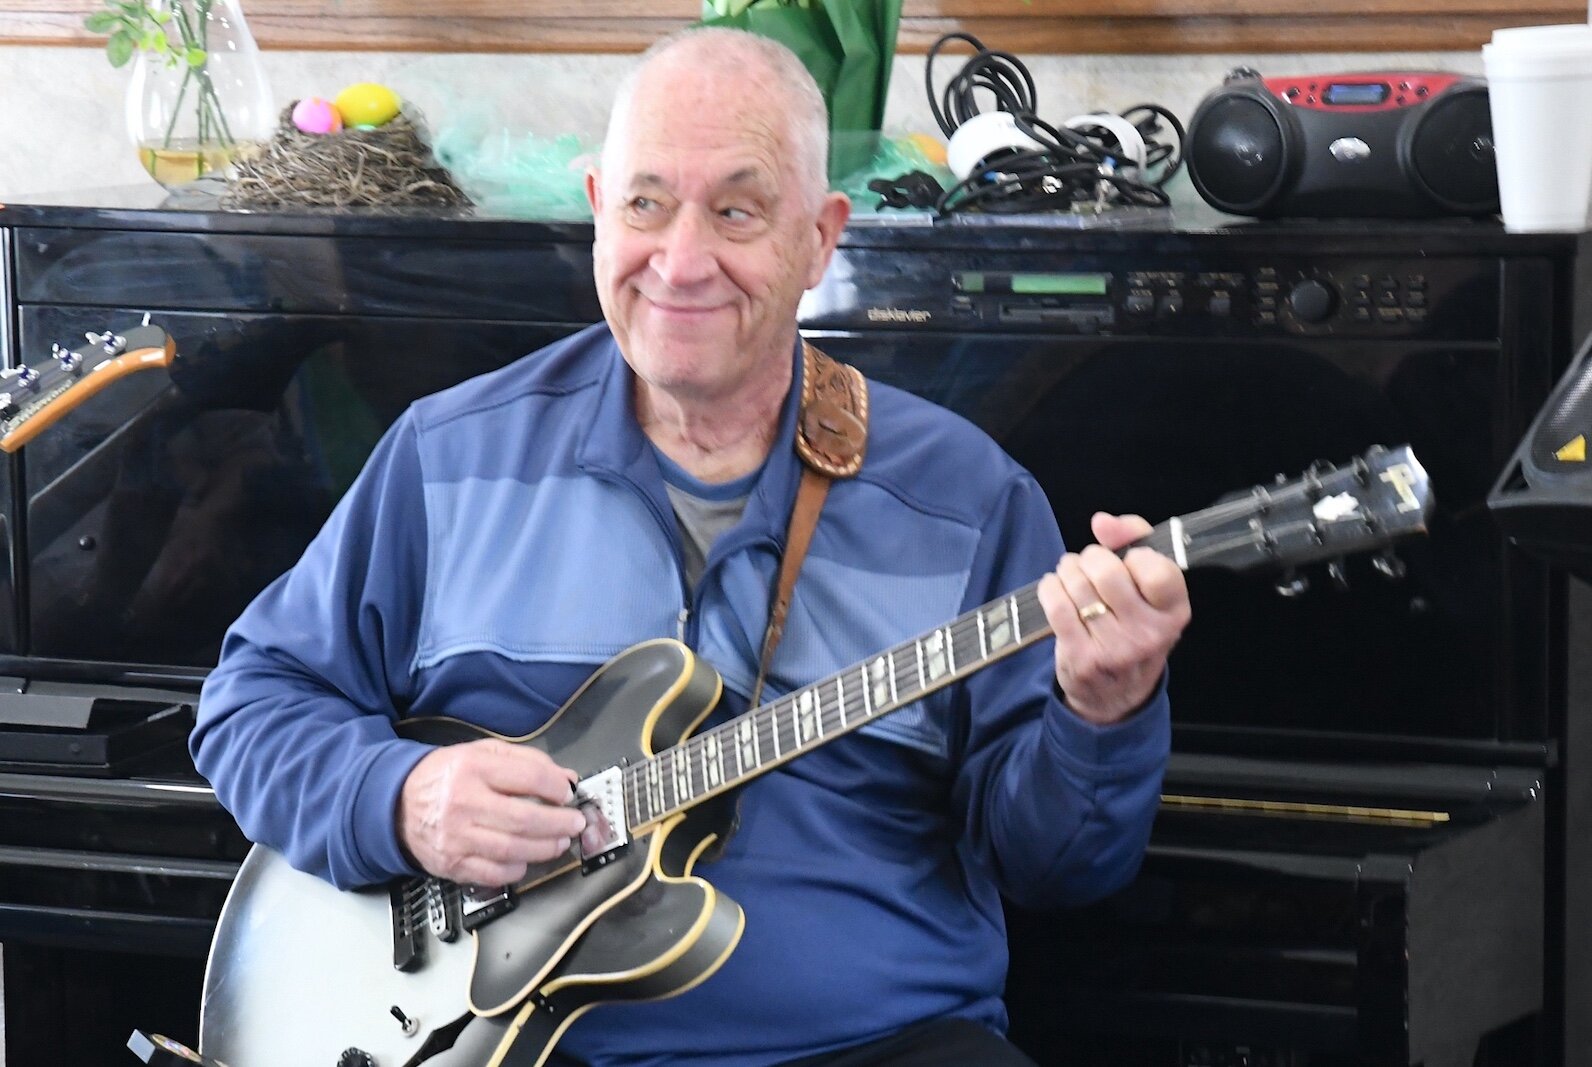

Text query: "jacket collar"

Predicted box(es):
[576, 329, 807, 544]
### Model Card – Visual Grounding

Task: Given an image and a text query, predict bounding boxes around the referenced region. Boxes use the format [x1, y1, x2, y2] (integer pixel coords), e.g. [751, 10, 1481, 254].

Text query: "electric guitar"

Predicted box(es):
[0, 322, 176, 453]
[198, 444, 1434, 1067]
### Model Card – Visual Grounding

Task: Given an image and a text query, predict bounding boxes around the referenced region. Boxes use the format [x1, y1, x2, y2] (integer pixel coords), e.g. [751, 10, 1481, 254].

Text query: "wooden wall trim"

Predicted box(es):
[1, 1, 1583, 54]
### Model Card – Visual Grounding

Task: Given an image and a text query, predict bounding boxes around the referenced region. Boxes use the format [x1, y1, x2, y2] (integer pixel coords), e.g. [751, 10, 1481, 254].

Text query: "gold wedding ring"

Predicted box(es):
[1077, 601, 1110, 623]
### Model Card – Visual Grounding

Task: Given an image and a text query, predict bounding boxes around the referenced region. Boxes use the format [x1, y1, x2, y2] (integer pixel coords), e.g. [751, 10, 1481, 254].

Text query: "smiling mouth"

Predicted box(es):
[645, 297, 729, 315]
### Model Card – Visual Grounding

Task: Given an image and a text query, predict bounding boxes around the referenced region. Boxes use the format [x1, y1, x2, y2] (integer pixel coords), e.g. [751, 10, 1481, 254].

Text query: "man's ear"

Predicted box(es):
[806, 191, 852, 288]
[585, 169, 603, 216]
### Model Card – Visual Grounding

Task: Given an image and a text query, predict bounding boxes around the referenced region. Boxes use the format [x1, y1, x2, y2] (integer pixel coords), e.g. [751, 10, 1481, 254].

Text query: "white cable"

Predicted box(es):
[945, 111, 1046, 181]
[1063, 112, 1148, 174]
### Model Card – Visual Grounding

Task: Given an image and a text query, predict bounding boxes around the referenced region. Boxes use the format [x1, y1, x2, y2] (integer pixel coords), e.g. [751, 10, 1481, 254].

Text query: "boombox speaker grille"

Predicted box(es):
[1187, 95, 1288, 213]
[1407, 88, 1499, 213]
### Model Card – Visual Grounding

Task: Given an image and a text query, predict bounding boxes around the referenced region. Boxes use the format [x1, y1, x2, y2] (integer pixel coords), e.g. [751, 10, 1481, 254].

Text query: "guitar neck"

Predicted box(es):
[622, 520, 1185, 830]
[618, 442, 1431, 831]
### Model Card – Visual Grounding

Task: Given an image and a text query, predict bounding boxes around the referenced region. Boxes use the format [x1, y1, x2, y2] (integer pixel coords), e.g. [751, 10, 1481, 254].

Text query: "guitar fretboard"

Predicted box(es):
[620, 582, 1049, 828]
[617, 522, 1189, 829]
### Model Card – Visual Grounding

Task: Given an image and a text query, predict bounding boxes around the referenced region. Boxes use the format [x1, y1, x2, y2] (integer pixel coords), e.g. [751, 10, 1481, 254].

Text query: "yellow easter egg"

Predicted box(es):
[334, 83, 401, 128]
[905, 132, 948, 167]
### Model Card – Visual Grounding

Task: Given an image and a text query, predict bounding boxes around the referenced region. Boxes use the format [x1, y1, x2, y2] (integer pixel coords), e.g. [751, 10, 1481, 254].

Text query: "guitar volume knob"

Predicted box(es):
[337, 1050, 376, 1067]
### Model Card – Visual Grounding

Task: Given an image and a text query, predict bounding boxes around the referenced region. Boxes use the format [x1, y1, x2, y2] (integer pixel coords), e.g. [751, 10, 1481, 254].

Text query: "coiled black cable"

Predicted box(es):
[923, 33, 1185, 217]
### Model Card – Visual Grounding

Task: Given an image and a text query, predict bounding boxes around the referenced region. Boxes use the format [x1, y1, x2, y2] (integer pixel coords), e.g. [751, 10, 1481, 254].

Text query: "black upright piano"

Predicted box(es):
[0, 187, 1585, 1067]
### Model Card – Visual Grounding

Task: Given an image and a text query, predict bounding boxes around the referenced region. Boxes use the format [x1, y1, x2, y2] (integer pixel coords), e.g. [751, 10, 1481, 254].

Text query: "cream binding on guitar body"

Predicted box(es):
[199, 445, 1435, 1067]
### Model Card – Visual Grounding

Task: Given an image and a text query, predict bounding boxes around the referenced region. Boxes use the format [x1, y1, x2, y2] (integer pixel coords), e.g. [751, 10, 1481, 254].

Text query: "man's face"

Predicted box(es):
[587, 58, 849, 403]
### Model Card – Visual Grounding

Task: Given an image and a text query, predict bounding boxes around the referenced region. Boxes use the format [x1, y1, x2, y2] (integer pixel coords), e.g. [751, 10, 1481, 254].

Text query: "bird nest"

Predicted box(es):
[221, 103, 471, 209]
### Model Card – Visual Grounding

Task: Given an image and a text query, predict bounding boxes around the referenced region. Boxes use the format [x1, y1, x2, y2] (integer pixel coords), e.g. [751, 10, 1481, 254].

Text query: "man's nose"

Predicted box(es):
[650, 209, 719, 288]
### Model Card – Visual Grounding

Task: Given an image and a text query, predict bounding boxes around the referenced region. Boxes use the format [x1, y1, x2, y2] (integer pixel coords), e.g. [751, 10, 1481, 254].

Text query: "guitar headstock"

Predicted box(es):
[1165, 445, 1433, 576]
[0, 323, 176, 453]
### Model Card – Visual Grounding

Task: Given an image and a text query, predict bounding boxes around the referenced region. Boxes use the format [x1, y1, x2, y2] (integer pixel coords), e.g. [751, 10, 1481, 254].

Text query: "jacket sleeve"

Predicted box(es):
[191, 412, 434, 889]
[948, 472, 1171, 910]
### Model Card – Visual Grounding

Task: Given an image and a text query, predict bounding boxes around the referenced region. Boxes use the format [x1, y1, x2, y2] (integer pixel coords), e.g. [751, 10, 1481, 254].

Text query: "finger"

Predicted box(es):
[1090, 511, 1153, 551]
[1037, 570, 1090, 646]
[474, 740, 582, 802]
[454, 853, 533, 889]
[474, 792, 589, 840]
[1074, 544, 1154, 620]
[1123, 547, 1192, 617]
[468, 825, 576, 874]
[1057, 553, 1113, 634]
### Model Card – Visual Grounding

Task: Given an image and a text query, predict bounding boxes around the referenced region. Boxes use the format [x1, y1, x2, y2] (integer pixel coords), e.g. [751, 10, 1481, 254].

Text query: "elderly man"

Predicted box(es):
[193, 27, 1189, 1067]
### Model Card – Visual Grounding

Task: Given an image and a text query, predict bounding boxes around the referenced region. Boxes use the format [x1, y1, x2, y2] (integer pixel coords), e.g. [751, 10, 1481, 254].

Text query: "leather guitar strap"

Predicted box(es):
[749, 342, 869, 710]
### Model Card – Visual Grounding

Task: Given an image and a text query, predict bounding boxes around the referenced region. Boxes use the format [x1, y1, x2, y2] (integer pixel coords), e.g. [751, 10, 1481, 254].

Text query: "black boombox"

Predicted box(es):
[1185, 69, 1499, 219]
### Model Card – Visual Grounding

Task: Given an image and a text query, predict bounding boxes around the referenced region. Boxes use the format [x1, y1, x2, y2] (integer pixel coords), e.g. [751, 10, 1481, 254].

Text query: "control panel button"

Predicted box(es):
[1287, 279, 1337, 323]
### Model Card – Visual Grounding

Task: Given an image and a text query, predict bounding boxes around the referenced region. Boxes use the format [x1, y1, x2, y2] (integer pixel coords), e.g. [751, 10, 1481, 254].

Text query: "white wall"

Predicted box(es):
[0, 45, 1485, 205]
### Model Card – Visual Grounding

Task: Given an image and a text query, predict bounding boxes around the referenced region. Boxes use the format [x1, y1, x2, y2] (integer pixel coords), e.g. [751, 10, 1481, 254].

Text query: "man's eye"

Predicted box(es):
[719, 206, 754, 222]
[629, 197, 658, 213]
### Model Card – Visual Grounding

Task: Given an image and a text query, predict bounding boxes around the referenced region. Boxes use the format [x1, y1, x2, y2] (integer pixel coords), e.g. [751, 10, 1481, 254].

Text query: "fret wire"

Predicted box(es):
[818, 678, 837, 737]
[769, 699, 784, 759]
[670, 746, 687, 805]
[623, 767, 641, 825]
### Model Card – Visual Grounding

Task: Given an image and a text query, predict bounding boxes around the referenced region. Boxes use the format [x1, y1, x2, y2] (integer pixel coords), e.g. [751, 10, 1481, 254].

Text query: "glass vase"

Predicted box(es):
[125, 0, 275, 189]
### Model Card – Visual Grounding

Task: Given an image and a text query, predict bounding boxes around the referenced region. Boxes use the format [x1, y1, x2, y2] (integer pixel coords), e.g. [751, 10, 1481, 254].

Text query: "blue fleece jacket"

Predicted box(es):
[192, 324, 1170, 1066]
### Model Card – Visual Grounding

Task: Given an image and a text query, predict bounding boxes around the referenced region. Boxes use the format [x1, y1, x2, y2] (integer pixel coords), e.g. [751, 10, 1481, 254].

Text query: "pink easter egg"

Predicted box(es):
[291, 97, 344, 135]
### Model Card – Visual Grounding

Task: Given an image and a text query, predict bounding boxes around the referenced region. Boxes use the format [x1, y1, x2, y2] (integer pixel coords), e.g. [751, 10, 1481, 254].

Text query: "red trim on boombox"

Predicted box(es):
[1262, 72, 1466, 111]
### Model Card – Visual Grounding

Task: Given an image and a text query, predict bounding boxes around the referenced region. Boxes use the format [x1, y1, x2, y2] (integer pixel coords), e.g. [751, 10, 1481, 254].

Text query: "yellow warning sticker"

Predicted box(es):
[1557, 435, 1587, 462]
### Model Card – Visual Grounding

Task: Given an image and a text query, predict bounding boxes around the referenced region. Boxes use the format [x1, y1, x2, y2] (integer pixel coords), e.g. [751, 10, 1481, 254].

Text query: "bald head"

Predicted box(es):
[601, 28, 831, 209]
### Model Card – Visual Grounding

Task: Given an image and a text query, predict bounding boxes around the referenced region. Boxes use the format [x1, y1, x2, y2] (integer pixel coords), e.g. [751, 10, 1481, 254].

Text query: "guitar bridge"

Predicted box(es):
[574, 766, 630, 874]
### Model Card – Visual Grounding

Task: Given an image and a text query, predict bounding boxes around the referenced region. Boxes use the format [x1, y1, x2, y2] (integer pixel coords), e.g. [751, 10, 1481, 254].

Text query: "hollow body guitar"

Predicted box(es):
[199, 445, 1434, 1067]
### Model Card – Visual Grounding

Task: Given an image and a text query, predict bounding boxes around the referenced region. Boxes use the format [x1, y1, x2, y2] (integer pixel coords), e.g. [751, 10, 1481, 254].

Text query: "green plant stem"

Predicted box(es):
[162, 64, 194, 147]
[162, 0, 235, 149]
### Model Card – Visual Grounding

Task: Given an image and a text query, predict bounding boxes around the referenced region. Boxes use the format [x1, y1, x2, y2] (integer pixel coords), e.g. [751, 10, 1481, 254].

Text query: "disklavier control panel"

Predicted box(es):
[801, 249, 1495, 341]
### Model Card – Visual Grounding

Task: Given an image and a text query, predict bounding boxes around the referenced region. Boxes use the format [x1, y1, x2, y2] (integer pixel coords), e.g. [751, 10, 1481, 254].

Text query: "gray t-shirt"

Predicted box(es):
[653, 447, 760, 590]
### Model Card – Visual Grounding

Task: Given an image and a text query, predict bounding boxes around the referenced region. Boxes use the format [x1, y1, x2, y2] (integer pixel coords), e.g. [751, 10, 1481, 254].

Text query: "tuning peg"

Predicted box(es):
[0, 366, 38, 392]
[1326, 559, 1350, 591]
[85, 330, 125, 356]
[1274, 569, 1309, 598]
[51, 343, 83, 375]
[1371, 551, 1406, 581]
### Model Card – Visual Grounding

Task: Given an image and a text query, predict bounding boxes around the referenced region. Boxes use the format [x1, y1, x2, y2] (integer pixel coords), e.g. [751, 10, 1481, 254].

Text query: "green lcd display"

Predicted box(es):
[954, 272, 1110, 295]
[1011, 273, 1110, 295]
